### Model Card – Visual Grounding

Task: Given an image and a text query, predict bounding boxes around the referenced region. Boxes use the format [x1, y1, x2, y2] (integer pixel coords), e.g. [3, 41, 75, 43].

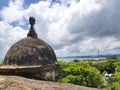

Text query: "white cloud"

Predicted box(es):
[0, 21, 27, 60]
[0, 0, 120, 60]
[0, 0, 25, 24]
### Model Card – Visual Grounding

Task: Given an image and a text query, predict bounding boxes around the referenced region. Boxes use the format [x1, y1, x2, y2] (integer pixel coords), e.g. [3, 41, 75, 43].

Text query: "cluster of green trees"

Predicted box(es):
[88, 57, 120, 89]
[56, 57, 120, 89]
[56, 60, 104, 88]
[90, 57, 119, 74]
[106, 57, 120, 90]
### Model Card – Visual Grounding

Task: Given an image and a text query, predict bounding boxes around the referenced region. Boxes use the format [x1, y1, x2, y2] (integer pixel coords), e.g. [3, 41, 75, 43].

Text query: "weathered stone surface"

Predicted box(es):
[0, 75, 102, 90]
[0, 64, 59, 81]
[3, 37, 57, 66]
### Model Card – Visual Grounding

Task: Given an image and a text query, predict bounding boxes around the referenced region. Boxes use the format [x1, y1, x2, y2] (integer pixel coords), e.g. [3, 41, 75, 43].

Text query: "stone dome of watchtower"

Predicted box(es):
[3, 17, 57, 66]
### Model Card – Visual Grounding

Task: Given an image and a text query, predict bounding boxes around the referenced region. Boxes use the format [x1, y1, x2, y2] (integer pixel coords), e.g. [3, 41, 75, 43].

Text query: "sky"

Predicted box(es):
[0, 0, 120, 60]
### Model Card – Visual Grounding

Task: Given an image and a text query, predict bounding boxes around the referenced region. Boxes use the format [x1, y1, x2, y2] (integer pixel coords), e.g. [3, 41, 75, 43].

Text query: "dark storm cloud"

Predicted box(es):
[67, 0, 120, 43]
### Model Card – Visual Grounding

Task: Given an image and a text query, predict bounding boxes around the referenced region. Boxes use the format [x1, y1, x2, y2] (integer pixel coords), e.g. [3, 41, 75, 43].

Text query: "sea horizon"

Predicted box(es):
[57, 57, 106, 62]
[57, 54, 120, 61]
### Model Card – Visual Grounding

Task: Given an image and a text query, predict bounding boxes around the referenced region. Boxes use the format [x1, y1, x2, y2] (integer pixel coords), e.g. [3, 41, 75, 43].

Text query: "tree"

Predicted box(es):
[57, 61, 104, 88]
[107, 72, 120, 90]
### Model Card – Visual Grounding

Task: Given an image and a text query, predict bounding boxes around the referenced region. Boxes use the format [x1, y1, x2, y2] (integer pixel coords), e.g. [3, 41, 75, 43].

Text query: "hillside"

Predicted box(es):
[0, 75, 101, 90]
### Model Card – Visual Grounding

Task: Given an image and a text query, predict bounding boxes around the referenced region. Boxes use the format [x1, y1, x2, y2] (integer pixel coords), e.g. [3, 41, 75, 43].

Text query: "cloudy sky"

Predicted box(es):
[0, 0, 120, 60]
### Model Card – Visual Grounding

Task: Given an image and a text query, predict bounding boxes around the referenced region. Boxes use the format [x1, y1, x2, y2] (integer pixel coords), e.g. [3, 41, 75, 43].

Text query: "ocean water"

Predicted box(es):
[57, 57, 105, 62]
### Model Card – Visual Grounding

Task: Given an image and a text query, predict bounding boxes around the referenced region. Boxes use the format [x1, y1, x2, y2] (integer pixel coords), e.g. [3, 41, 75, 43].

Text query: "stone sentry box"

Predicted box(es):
[0, 17, 59, 81]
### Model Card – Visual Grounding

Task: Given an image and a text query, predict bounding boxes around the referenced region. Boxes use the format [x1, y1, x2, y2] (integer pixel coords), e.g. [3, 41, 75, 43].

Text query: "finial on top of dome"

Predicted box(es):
[29, 17, 35, 26]
[27, 17, 38, 38]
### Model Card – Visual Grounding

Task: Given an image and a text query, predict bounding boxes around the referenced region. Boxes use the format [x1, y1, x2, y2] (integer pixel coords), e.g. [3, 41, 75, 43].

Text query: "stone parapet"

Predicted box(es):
[0, 63, 59, 81]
